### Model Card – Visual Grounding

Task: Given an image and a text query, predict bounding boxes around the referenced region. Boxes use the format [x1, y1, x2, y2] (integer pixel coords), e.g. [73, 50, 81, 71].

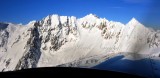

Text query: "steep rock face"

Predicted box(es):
[147, 31, 160, 48]
[0, 30, 9, 50]
[15, 24, 41, 70]
[0, 14, 159, 71]
[37, 15, 78, 52]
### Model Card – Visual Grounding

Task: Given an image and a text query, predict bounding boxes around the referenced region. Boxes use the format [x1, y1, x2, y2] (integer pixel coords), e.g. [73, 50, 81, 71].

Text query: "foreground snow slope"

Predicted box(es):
[0, 14, 160, 71]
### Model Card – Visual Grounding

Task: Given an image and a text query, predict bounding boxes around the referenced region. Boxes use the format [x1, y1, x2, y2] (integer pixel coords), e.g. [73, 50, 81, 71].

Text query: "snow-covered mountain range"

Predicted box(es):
[0, 14, 160, 72]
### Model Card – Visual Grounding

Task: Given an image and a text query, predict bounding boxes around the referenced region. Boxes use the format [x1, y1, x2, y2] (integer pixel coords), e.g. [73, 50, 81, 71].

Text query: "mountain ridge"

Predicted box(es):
[0, 14, 160, 71]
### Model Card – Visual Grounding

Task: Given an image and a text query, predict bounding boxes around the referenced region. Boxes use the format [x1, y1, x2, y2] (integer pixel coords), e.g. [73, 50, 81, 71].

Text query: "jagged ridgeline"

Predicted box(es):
[0, 14, 160, 71]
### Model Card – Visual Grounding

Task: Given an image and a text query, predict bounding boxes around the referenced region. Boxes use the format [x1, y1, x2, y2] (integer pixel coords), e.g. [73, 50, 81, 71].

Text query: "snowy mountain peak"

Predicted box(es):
[27, 20, 36, 25]
[83, 13, 99, 19]
[127, 17, 142, 26]
[130, 17, 138, 23]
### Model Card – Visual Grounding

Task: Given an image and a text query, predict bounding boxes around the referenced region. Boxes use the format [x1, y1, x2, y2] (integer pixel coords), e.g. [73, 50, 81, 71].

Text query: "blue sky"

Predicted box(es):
[0, 0, 160, 28]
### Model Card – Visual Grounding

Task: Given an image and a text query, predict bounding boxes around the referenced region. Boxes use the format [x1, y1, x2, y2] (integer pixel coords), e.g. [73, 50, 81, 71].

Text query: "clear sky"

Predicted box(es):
[0, 0, 160, 28]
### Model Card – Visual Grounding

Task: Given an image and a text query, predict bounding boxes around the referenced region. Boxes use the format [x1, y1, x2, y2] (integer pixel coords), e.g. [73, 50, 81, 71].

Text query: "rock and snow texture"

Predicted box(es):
[0, 14, 160, 72]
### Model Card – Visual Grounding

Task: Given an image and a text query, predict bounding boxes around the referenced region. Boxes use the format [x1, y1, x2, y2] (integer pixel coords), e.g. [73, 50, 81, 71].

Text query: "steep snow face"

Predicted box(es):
[0, 14, 160, 71]
[0, 23, 23, 52]
[118, 18, 150, 53]
[0, 23, 30, 71]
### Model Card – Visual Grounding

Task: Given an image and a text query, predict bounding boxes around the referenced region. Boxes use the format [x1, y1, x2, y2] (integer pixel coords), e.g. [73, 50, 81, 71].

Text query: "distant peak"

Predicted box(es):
[28, 20, 36, 25]
[29, 20, 36, 23]
[130, 17, 139, 23]
[131, 17, 137, 22]
[127, 17, 140, 25]
[85, 13, 99, 18]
